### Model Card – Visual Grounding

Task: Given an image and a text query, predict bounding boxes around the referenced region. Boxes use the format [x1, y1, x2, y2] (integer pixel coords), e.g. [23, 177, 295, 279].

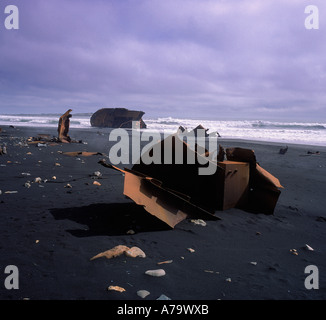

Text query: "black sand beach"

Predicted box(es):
[0, 125, 326, 301]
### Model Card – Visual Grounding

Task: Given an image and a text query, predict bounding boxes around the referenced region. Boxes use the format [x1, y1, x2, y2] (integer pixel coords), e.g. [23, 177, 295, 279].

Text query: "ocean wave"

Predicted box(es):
[148, 117, 183, 126]
[1, 114, 326, 146]
[0, 114, 90, 128]
[252, 121, 325, 130]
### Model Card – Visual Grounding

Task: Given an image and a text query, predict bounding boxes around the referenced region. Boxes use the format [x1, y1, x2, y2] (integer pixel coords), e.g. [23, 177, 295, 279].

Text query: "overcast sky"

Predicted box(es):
[0, 0, 325, 121]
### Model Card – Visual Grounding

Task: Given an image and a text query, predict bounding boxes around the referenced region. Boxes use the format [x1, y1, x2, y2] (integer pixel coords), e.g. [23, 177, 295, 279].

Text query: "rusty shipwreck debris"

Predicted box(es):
[24, 110, 83, 145]
[90, 108, 147, 129]
[99, 134, 283, 228]
[58, 109, 72, 143]
[225, 147, 283, 215]
[62, 151, 102, 157]
[192, 124, 210, 137]
[177, 124, 221, 138]
[99, 161, 219, 228]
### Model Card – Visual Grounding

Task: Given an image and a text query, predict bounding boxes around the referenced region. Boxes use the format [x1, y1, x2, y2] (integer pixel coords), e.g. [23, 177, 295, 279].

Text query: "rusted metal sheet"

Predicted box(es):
[226, 147, 283, 215]
[132, 134, 225, 213]
[217, 161, 250, 210]
[63, 151, 102, 157]
[99, 162, 220, 228]
[99, 136, 283, 227]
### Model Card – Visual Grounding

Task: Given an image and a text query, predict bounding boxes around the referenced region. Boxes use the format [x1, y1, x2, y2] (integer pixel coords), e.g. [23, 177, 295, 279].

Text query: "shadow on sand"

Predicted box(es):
[50, 202, 171, 237]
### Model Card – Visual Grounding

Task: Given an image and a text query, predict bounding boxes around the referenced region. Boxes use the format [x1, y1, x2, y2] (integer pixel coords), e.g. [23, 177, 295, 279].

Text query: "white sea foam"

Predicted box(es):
[0, 114, 325, 146]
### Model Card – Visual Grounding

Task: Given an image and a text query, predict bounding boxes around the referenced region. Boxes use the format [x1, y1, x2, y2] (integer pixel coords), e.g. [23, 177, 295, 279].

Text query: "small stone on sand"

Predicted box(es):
[145, 269, 166, 277]
[108, 286, 126, 293]
[156, 294, 171, 300]
[290, 249, 298, 255]
[93, 171, 102, 177]
[157, 260, 173, 265]
[125, 247, 146, 258]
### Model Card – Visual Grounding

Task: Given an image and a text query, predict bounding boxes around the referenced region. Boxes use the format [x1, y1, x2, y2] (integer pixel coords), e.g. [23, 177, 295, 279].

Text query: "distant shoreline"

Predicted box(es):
[1, 124, 326, 150]
[1, 113, 326, 147]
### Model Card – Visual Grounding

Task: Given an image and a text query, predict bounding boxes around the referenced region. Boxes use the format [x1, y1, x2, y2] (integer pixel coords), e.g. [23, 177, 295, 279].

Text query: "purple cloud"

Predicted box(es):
[0, 0, 325, 120]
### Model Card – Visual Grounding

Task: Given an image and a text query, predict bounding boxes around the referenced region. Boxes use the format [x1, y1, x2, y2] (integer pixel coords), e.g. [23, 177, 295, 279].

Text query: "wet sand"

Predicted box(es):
[0, 125, 326, 302]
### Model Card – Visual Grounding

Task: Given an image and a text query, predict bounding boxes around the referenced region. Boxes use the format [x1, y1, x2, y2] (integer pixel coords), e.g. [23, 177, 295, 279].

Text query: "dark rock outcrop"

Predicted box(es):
[90, 108, 147, 129]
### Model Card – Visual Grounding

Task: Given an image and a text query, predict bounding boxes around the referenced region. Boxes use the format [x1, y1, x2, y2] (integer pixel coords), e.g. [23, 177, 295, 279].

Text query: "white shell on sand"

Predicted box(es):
[191, 219, 206, 226]
[125, 247, 146, 258]
[93, 171, 102, 177]
[34, 177, 42, 183]
[137, 290, 150, 298]
[145, 269, 166, 277]
[305, 244, 314, 251]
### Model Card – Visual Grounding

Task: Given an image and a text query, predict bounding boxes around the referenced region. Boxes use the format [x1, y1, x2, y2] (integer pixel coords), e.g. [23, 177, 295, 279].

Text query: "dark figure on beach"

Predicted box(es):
[58, 109, 72, 143]
[279, 146, 288, 154]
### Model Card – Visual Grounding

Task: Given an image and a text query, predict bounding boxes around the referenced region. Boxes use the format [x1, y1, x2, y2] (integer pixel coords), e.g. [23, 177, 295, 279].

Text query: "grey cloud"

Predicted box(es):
[0, 0, 325, 119]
